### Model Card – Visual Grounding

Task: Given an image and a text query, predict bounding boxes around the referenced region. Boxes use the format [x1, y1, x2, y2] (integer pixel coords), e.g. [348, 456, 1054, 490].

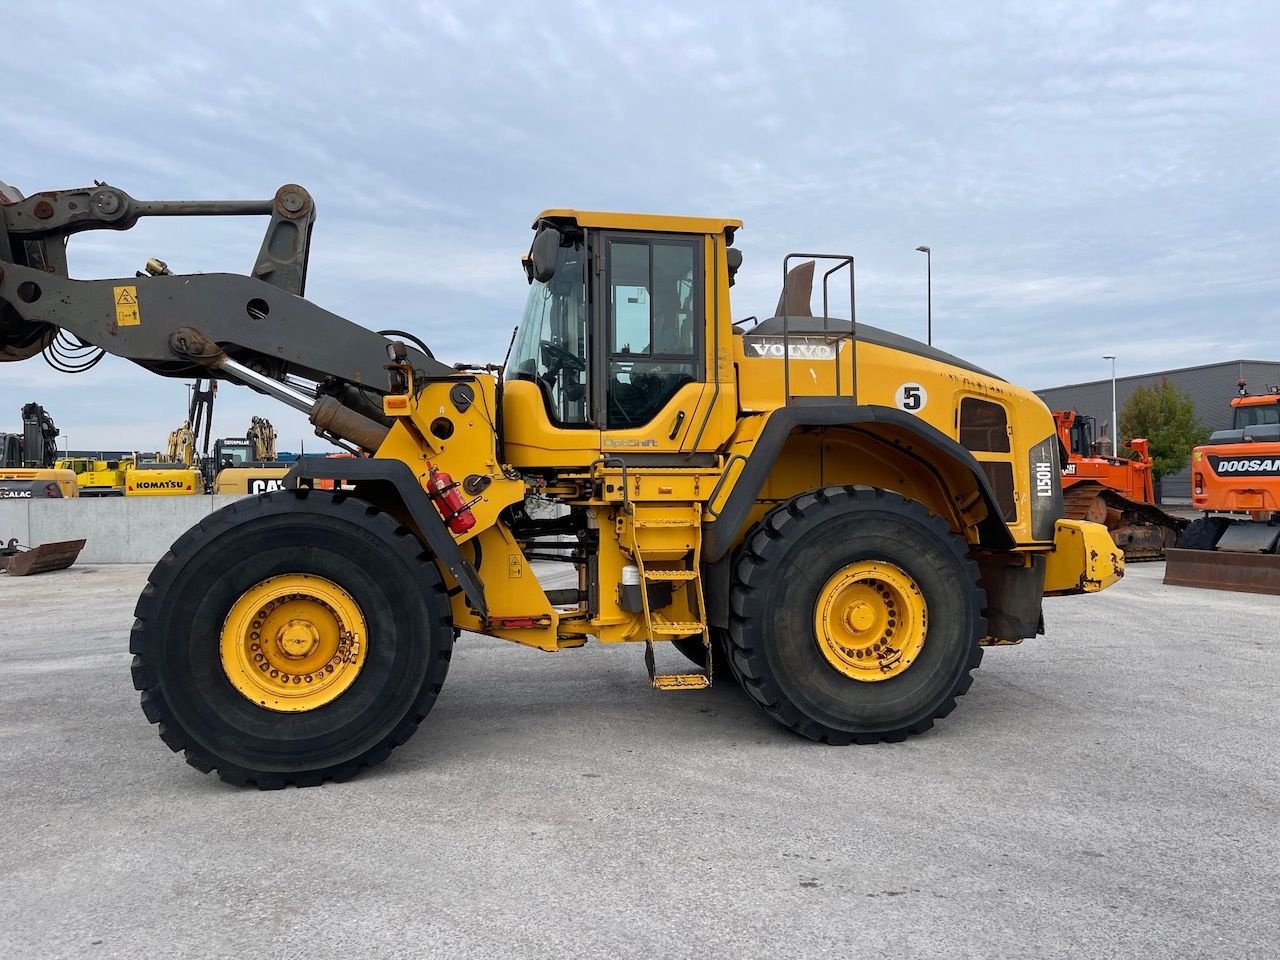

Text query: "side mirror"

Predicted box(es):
[726, 247, 743, 287]
[530, 226, 561, 283]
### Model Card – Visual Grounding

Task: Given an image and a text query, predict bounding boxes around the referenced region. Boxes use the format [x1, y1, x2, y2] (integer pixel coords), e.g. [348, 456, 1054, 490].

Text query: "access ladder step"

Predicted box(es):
[650, 618, 705, 636]
[642, 570, 699, 582]
[652, 673, 711, 691]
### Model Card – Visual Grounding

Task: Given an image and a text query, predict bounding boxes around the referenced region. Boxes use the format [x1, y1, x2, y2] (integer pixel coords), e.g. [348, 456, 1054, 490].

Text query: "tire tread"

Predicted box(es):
[725, 485, 985, 744]
[131, 489, 452, 788]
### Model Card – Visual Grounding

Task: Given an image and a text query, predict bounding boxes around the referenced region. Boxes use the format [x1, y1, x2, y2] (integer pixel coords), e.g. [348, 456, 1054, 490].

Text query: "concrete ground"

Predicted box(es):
[2, 562, 1277, 960]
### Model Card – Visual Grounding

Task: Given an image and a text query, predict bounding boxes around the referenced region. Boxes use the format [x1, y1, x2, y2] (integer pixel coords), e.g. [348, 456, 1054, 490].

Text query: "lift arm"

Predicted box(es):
[0, 181, 454, 448]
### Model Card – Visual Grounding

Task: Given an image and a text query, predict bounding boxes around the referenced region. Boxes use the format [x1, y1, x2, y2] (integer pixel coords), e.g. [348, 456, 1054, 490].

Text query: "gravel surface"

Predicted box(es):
[2, 561, 1277, 959]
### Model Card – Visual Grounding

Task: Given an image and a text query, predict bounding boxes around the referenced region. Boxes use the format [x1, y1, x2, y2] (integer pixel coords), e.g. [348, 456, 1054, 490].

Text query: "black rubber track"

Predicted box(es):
[725, 486, 986, 744]
[130, 489, 453, 788]
[1177, 516, 1231, 551]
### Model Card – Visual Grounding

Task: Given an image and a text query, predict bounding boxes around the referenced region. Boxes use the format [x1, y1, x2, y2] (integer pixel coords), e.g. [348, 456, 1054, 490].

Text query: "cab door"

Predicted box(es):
[594, 232, 711, 456]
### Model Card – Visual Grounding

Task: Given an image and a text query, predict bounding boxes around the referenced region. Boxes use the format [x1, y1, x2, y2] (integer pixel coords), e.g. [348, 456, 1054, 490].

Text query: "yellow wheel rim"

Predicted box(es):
[813, 561, 927, 682]
[220, 574, 367, 712]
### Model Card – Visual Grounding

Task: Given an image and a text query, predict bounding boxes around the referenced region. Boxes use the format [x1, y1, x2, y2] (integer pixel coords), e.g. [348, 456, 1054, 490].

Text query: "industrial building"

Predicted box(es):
[1036, 359, 1280, 501]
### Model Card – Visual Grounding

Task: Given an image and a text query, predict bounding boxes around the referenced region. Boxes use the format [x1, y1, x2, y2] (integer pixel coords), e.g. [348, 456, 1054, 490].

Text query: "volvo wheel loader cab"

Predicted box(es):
[1165, 383, 1280, 594]
[1052, 409, 1185, 559]
[0, 182, 1122, 787]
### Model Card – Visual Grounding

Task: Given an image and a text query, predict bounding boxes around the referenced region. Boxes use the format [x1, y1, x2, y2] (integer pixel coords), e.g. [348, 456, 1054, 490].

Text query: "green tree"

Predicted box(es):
[1118, 379, 1209, 479]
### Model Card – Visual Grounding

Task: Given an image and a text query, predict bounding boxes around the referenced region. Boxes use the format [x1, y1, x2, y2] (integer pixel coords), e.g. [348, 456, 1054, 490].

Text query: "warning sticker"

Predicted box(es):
[508, 555, 523, 579]
[113, 285, 140, 326]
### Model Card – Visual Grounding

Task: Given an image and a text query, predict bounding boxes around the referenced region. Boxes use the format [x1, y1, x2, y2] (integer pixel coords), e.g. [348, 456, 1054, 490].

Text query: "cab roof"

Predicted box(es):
[1232, 393, 1280, 407]
[533, 209, 742, 237]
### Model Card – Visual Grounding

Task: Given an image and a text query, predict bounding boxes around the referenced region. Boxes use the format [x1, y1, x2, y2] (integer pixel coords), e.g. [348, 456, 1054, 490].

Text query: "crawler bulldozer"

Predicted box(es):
[0, 180, 1122, 787]
[1052, 409, 1185, 560]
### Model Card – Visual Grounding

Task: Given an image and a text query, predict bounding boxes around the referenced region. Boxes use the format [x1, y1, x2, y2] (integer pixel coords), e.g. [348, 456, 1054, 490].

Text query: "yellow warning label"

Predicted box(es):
[508, 555, 523, 579]
[114, 285, 140, 327]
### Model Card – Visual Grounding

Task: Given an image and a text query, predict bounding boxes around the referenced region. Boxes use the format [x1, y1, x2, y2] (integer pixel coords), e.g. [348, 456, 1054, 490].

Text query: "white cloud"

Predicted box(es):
[2, 0, 1277, 447]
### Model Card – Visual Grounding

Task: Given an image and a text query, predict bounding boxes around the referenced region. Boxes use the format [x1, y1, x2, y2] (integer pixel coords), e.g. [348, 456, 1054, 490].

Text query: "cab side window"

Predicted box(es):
[606, 237, 701, 429]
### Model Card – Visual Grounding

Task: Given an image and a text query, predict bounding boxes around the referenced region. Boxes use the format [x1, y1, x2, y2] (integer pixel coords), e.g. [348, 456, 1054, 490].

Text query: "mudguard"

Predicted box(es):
[703, 404, 1016, 563]
[283, 458, 488, 619]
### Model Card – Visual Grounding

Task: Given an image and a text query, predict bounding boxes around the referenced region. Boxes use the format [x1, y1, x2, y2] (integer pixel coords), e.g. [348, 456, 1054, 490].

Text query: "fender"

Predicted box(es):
[702, 404, 1016, 563]
[283, 457, 487, 619]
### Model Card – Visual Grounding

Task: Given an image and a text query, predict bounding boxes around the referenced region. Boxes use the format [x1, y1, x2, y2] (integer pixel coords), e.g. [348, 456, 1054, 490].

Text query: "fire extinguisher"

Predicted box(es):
[426, 462, 476, 535]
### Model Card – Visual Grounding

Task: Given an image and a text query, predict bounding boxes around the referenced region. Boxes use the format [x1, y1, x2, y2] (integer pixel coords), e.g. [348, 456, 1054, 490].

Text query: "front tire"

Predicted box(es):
[727, 486, 985, 744]
[130, 489, 453, 788]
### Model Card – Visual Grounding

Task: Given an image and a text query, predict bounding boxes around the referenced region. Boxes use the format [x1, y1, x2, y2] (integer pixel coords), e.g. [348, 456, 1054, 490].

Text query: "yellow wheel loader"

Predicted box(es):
[0, 181, 1122, 787]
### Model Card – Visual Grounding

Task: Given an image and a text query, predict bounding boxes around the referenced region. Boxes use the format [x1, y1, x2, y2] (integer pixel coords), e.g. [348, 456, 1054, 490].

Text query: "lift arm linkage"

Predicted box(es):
[0, 181, 451, 393]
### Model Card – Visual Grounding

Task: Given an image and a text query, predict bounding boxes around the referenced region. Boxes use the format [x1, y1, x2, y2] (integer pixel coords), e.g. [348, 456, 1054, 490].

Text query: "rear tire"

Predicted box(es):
[671, 629, 733, 675]
[130, 489, 453, 788]
[1178, 516, 1230, 551]
[726, 486, 985, 744]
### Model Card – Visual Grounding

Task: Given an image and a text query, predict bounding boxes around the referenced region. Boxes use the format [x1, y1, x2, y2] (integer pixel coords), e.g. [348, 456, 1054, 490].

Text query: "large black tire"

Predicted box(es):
[1177, 516, 1230, 551]
[130, 489, 453, 788]
[726, 486, 985, 744]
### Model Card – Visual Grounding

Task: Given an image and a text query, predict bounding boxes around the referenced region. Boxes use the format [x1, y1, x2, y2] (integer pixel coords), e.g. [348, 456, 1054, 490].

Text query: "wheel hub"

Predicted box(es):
[220, 574, 367, 712]
[277, 619, 320, 658]
[843, 600, 876, 633]
[813, 560, 927, 682]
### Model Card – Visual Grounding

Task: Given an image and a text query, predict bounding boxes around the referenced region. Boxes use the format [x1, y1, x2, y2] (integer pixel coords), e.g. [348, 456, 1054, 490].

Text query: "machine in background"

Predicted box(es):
[0, 402, 78, 499]
[1053, 409, 1185, 560]
[1165, 382, 1280, 594]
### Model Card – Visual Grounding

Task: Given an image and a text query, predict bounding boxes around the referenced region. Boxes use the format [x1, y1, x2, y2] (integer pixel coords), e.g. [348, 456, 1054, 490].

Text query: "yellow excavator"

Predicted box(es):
[210, 415, 289, 494]
[128, 380, 209, 495]
[0, 180, 1121, 787]
[0, 400, 83, 575]
[0, 402, 78, 499]
[56, 454, 141, 496]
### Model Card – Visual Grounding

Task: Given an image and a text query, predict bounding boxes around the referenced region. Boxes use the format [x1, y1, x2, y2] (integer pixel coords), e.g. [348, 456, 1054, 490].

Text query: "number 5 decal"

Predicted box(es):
[895, 383, 927, 413]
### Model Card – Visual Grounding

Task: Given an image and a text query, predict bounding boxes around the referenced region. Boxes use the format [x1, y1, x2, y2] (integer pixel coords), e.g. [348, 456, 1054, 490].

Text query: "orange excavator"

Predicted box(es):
[1164, 382, 1280, 594]
[1053, 410, 1185, 560]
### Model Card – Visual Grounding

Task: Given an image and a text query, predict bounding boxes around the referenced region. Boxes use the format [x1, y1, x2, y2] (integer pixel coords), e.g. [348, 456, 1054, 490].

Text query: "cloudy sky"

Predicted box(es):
[2, 1, 1277, 451]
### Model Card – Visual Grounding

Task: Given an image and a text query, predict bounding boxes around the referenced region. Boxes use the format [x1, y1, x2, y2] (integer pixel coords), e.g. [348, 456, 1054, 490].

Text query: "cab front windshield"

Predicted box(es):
[218, 442, 253, 467]
[506, 236, 590, 425]
[1233, 402, 1280, 429]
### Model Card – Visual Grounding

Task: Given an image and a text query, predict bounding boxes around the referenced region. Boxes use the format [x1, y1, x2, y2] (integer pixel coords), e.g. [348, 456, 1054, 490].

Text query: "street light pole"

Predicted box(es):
[1103, 355, 1117, 455]
[915, 246, 932, 345]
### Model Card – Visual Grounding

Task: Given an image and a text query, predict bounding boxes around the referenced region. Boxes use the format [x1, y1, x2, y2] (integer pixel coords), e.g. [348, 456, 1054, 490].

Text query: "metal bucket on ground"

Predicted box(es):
[0, 538, 87, 576]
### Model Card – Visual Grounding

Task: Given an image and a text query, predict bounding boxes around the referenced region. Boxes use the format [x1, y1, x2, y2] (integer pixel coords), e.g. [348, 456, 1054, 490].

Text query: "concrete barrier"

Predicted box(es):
[0, 496, 246, 564]
[0, 498, 31, 549]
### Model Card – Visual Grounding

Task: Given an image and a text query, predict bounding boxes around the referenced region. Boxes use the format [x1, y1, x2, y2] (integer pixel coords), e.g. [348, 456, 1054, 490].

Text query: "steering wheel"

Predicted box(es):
[540, 340, 586, 373]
